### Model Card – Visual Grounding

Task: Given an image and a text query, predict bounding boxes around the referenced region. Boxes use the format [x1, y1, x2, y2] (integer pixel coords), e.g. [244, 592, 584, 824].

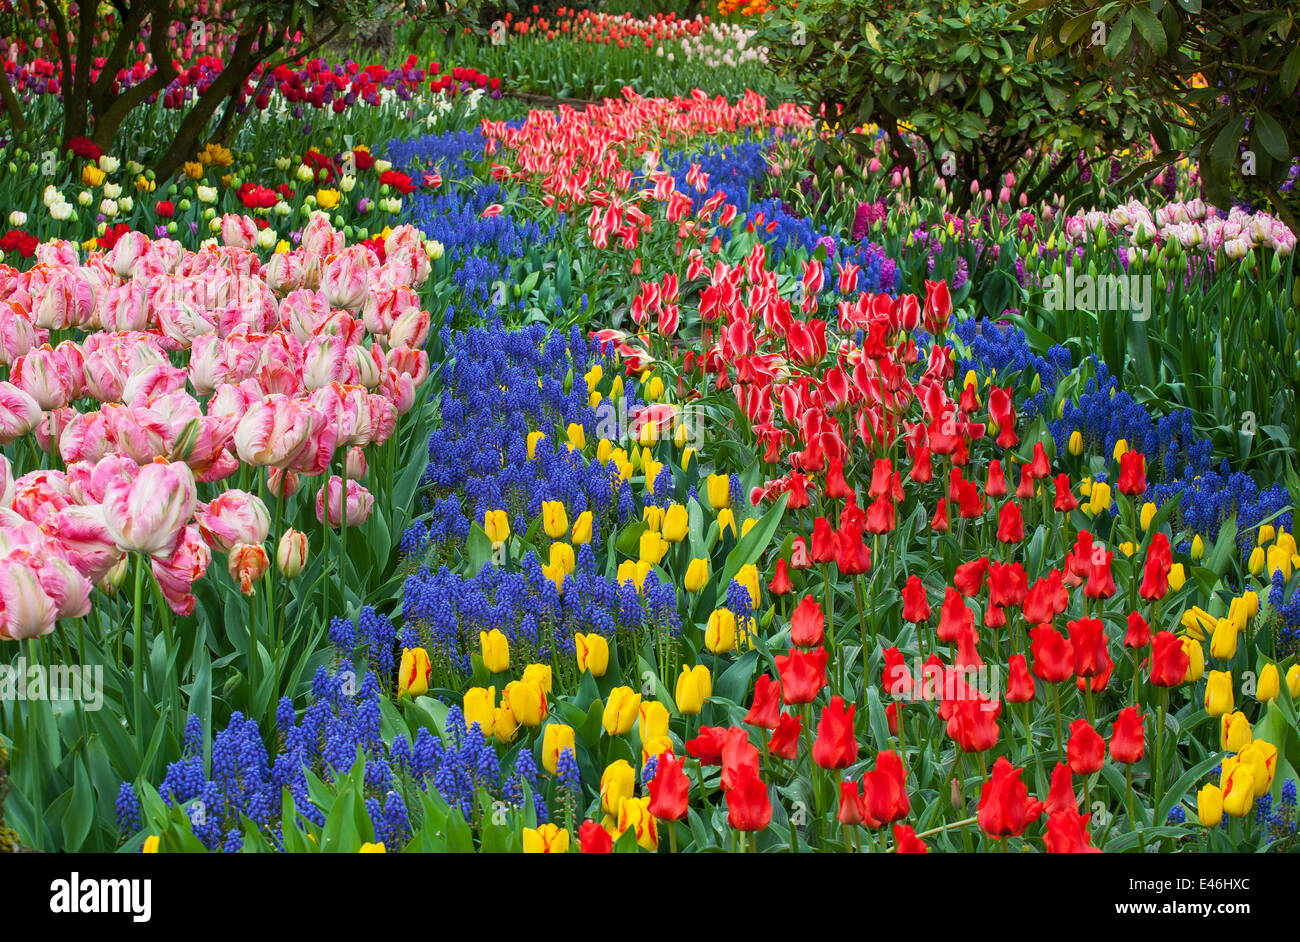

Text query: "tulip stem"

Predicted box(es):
[132, 553, 145, 738]
[1051, 683, 1063, 765]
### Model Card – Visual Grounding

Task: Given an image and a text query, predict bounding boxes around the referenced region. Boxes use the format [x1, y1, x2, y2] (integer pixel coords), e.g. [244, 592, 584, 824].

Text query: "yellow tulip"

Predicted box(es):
[1182, 636, 1205, 682]
[1168, 563, 1186, 591]
[527, 431, 545, 460]
[549, 540, 575, 575]
[1287, 664, 1300, 699]
[575, 633, 610, 677]
[1139, 502, 1157, 531]
[315, 188, 341, 210]
[81, 164, 106, 187]
[1196, 783, 1223, 827]
[1257, 663, 1280, 702]
[735, 563, 761, 609]
[522, 663, 553, 694]
[602, 686, 642, 736]
[600, 760, 636, 815]
[541, 723, 576, 775]
[522, 822, 570, 853]
[639, 700, 670, 744]
[1248, 546, 1266, 576]
[717, 508, 737, 538]
[675, 664, 712, 714]
[1258, 523, 1276, 546]
[1219, 757, 1256, 817]
[662, 504, 689, 542]
[1190, 534, 1205, 561]
[484, 509, 510, 545]
[1209, 618, 1238, 661]
[641, 735, 674, 768]
[398, 647, 431, 698]
[480, 629, 510, 673]
[584, 363, 603, 391]
[504, 679, 547, 727]
[142, 835, 160, 853]
[706, 473, 731, 510]
[570, 510, 592, 545]
[705, 608, 737, 653]
[1220, 712, 1252, 752]
[741, 518, 757, 538]
[1204, 670, 1234, 716]
[1068, 430, 1083, 456]
[1239, 740, 1277, 797]
[541, 562, 566, 594]
[565, 422, 587, 452]
[1084, 481, 1112, 516]
[610, 375, 624, 400]
[615, 795, 658, 850]
[358, 842, 387, 853]
[492, 703, 518, 742]
[684, 557, 709, 593]
[463, 686, 496, 732]
[643, 505, 664, 533]
[542, 500, 568, 539]
[645, 375, 664, 401]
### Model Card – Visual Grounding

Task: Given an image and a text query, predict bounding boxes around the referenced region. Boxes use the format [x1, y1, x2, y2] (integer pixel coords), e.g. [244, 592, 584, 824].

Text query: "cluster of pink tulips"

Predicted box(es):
[0, 213, 434, 643]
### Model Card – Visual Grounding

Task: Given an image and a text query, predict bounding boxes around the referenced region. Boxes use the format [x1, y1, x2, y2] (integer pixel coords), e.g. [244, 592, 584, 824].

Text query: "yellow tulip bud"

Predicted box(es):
[484, 508, 510, 546]
[1248, 546, 1266, 576]
[705, 608, 737, 653]
[1209, 618, 1238, 661]
[674, 422, 690, 449]
[1204, 669, 1234, 716]
[675, 664, 712, 714]
[1258, 523, 1276, 546]
[1167, 562, 1186, 591]
[566, 422, 586, 451]
[1220, 711, 1252, 751]
[706, 473, 730, 511]
[522, 822, 570, 853]
[662, 504, 689, 542]
[1256, 663, 1280, 702]
[641, 734, 674, 768]
[142, 835, 160, 853]
[735, 563, 761, 610]
[584, 363, 603, 391]
[358, 842, 386, 852]
[505, 679, 547, 727]
[1286, 664, 1300, 699]
[638, 529, 667, 565]
[480, 628, 510, 673]
[492, 703, 518, 742]
[1118, 541, 1135, 557]
[1068, 430, 1083, 456]
[639, 700, 670, 743]
[602, 686, 642, 736]
[681, 447, 696, 470]
[596, 438, 614, 463]
[684, 557, 709, 593]
[1139, 502, 1157, 531]
[1112, 438, 1128, 462]
[1277, 528, 1296, 556]
[643, 505, 664, 532]
[1196, 783, 1223, 827]
[398, 647, 431, 698]
[1084, 481, 1112, 516]
[575, 633, 610, 677]
[600, 760, 636, 816]
[541, 722, 576, 775]
[541, 562, 566, 594]
[1242, 590, 1259, 620]
[1182, 636, 1205, 682]
[1190, 534, 1205, 561]
[717, 508, 737, 538]
[1239, 740, 1277, 797]
[549, 541, 576, 576]
[463, 686, 496, 731]
[646, 376, 664, 401]
[569, 510, 592, 546]
[610, 375, 624, 400]
[615, 795, 659, 850]
[527, 431, 545, 460]
[542, 500, 568, 539]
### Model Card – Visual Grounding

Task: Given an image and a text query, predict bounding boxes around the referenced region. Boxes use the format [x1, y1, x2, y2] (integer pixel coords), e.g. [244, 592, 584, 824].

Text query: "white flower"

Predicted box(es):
[100, 199, 118, 217]
[102, 182, 122, 199]
[98, 155, 120, 173]
[77, 190, 92, 206]
[339, 174, 356, 193]
[424, 239, 444, 260]
[274, 201, 291, 216]
[196, 185, 217, 203]
[8, 210, 26, 226]
[255, 227, 277, 249]
[118, 196, 134, 213]
[43, 185, 63, 208]
[50, 201, 73, 221]
[275, 156, 292, 171]
[374, 159, 392, 174]
[295, 164, 314, 182]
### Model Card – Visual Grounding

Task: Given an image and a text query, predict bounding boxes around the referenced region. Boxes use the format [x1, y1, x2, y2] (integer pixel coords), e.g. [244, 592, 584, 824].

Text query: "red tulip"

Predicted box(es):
[882, 646, 914, 697]
[725, 766, 772, 831]
[865, 494, 896, 533]
[773, 646, 828, 704]
[719, 727, 761, 792]
[789, 594, 824, 647]
[946, 695, 1001, 753]
[1109, 707, 1146, 764]
[1124, 611, 1152, 649]
[812, 696, 858, 769]
[824, 457, 853, 499]
[686, 726, 729, 765]
[978, 756, 1044, 838]
[579, 818, 612, 853]
[1117, 451, 1146, 495]
[810, 516, 836, 563]
[1083, 549, 1116, 599]
[985, 459, 1007, 497]
[1030, 624, 1074, 683]
[937, 587, 974, 643]
[931, 497, 949, 531]
[1067, 617, 1108, 678]
[1139, 532, 1172, 601]
[769, 558, 793, 596]
[922, 279, 951, 335]
[893, 823, 929, 853]
[1044, 762, 1079, 816]
[864, 750, 910, 824]
[1066, 718, 1105, 775]
[1149, 631, 1190, 687]
[838, 780, 869, 827]
[953, 557, 988, 597]
[1043, 809, 1100, 853]
[996, 501, 1024, 542]
[1053, 473, 1078, 512]
[744, 675, 782, 730]
[901, 575, 931, 622]
[768, 712, 802, 760]
[647, 753, 690, 822]
[1005, 654, 1035, 702]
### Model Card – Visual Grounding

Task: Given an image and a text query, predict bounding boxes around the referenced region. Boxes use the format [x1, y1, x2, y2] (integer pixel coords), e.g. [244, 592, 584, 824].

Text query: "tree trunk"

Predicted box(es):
[0, 67, 24, 135]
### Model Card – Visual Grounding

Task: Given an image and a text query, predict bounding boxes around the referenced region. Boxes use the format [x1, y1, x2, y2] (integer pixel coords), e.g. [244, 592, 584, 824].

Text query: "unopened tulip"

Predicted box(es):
[602, 686, 641, 736]
[575, 632, 609, 677]
[398, 647, 432, 698]
[277, 529, 308, 578]
[227, 542, 269, 594]
[480, 629, 509, 673]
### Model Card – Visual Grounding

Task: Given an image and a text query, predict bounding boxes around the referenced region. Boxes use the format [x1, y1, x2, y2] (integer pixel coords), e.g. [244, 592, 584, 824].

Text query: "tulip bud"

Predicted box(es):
[1196, 783, 1223, 827]
[602, 686, 641, 736]
[684, 557, 709, 593]
[398, 647, 431, 698]
[601, 760, 636, 815]
[481, 628, 510, 673]
[541, 722, 576, 775]
[575, 632, 609, 677]
[228, 542, 270, 595]
[1204, 669, 1234, 716]
[277, 529, 308, 578]
[675, 664, 711, 715]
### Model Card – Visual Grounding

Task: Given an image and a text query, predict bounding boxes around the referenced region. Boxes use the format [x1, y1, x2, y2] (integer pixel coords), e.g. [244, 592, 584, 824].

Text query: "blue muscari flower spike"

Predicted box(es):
[557, 748, 582, 795]
[115, 782, 141, 835]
